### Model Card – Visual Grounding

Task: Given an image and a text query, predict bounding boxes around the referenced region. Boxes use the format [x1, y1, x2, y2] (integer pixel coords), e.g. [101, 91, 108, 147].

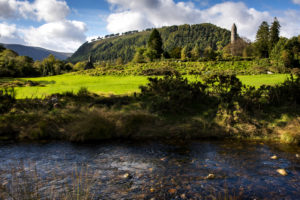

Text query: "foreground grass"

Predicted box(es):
[0, 74, 289, 99]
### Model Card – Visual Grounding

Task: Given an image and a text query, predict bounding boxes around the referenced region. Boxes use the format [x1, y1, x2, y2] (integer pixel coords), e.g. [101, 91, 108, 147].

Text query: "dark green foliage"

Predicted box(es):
[140, 67, 179, 76]
[0, 45, 5, 52]
[169, 47, 182, 59]
[0, 88, 16, 114]
[0, 49, 39, 77]
[203, 75, 243, 103]
[203, 46, 217, 60]
[69, 23, 231, 63]
[132, 48, 146, 63]
[139, 75, 208, 114]
[269, 17, 281, 50]
[148, 29, 163, 58]
[265, 75, 300, 105]
[255, 21, 270, 58]
[77, 87, 89, 97]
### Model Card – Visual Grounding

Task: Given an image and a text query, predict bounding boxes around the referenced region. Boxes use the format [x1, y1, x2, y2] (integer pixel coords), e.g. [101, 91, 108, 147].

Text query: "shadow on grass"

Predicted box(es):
[0, 78, 56, 87]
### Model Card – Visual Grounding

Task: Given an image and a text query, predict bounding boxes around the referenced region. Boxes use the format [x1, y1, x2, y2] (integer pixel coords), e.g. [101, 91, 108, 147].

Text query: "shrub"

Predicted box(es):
[203, 75, 243, 103]
[77, 87, 89, 97]
[266, 75, 300, 105]
[139, 75, 208, 114]
[0, 87, 16, 114]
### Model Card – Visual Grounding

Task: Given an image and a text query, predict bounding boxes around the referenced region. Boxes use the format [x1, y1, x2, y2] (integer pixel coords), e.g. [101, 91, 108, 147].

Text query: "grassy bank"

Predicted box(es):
[1, 74, 289, 99]
[0, 74, 299, 144]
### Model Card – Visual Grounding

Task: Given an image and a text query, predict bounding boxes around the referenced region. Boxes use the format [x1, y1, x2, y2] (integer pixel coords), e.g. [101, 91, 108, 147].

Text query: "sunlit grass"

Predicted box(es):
[0, 74, 290, 99]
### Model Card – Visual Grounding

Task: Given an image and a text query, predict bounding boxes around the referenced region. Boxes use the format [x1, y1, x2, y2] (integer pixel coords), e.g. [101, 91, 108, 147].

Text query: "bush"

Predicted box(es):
[0, 88, 16, 114]
[77, 87, 89, 97]
[203, 75, 243, 103]
[139, 75, 208, 114]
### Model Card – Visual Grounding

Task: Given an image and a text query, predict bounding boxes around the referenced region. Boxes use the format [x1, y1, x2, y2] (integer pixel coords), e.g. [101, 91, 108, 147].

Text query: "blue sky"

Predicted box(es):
[1, 0, 300, 52]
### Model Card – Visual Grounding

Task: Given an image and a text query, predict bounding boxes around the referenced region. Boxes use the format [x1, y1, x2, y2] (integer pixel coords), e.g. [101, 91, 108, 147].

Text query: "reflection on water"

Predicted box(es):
[0, 140, 300, 199]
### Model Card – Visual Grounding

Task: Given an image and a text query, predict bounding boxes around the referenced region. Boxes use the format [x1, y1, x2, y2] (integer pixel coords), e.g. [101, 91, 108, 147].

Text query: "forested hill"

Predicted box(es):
[1, 44, 73, 61]
[69, 23, 231, 63]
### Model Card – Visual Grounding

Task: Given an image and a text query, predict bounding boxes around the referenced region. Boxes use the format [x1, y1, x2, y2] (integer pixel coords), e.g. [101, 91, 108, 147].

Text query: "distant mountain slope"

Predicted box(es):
[1, 44, 73, 61]
[69, 23, 231, 63]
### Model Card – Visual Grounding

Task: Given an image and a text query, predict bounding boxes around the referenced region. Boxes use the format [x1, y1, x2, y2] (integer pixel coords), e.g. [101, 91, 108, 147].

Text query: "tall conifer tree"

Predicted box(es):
[148, 29, 163, 58]
[269, 17, 281, 50]
[255, 21, 270, 58]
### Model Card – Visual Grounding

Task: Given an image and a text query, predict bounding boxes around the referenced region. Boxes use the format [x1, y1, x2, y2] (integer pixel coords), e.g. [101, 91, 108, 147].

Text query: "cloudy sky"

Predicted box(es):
[1, 0, 300, 53]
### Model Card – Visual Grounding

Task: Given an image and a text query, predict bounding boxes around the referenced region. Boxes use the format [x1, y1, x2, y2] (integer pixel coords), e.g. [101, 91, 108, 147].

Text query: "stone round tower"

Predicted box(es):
[231, 23, 237, 44]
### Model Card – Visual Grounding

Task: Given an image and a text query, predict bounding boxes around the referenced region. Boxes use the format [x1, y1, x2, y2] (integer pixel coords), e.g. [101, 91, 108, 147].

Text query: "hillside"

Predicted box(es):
[69, 23, 231, 63]
[1, 44, 73, 61]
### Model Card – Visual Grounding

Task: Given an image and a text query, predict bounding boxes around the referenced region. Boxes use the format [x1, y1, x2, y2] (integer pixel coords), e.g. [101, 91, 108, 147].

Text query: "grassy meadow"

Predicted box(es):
[0, 73, 290, 99]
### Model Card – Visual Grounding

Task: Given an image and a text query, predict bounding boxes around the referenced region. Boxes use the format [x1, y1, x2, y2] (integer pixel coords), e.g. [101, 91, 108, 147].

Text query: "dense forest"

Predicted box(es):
[69, 23, 231, 63]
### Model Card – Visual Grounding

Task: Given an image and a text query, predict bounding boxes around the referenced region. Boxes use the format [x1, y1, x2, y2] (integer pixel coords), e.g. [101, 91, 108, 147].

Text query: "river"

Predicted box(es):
[0, 140, 299, 199]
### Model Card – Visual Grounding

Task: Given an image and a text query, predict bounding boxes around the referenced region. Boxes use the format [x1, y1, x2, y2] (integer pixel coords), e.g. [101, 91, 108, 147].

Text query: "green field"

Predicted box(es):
[0, 74, 290, 99]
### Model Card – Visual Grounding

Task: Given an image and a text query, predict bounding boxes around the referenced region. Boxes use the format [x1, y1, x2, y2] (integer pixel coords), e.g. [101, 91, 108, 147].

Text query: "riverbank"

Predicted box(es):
[1, 75, 300, 144]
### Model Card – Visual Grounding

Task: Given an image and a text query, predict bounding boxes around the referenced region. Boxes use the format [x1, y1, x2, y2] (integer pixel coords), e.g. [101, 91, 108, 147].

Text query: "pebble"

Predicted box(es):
[122, 173, 132, 179]
[270, 155, 278, 160]
[205, 174, 215, 179]
[168, 188, 177, 194]
[277, 169, 288, 176]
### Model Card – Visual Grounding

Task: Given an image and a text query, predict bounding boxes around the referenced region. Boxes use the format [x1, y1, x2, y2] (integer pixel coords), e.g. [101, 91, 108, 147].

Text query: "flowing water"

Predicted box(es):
[0, 140, 300, 199]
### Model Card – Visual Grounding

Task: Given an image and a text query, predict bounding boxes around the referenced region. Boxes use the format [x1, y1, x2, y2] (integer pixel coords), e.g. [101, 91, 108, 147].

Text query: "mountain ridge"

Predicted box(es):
[1, 43, 73, 61]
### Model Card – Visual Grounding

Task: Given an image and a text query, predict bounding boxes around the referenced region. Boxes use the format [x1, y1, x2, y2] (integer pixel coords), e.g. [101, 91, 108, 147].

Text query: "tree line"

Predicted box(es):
[0, 46, 73, 77]
[132, 18, 300, 70]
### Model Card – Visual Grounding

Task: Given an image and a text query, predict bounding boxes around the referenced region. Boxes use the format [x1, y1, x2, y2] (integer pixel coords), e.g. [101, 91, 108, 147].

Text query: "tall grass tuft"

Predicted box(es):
[0, 162, 97, 200]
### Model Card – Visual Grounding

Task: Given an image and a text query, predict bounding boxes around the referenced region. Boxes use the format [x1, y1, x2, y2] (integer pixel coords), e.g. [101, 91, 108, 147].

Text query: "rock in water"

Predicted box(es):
[271, 155, 278, 160]
[277, 169, 288, 176]
[205, 174, 215, 179]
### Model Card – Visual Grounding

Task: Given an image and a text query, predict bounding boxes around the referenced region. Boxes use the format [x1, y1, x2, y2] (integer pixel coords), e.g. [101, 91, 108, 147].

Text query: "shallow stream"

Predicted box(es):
[0, 140, 299, 199]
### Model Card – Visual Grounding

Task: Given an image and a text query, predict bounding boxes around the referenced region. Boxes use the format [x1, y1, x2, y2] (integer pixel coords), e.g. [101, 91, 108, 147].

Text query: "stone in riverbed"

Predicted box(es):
[205, 174, 215, 179]
[122, 173, 133, 179]
[271, 155, 278, 160]
[277, 169, 288, 176]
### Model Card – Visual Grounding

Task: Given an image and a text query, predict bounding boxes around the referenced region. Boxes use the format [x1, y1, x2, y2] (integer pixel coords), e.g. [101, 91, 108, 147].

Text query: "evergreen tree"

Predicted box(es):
[203, 46, 216, 60]
[181, 46, 190, 61]
[269, 17, 281, 50]
[255, 21, 270, 58]
[147, 29, 163, 58]
[132, 48, 146, 63]
[191, 45, 201, 60]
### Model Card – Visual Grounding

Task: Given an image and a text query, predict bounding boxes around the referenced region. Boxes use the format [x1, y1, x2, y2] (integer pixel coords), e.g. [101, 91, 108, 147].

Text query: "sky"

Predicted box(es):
[1, 0, 300, 53]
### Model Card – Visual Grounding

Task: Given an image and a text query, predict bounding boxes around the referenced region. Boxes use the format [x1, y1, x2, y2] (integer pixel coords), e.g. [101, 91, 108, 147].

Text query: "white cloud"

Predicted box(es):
[292, 0, 300, 5]
[33, 0, 69, 22]
[106, 0, 300, 40]
[0, 23, 17, 38]
[0, 0, 87, 52]
[201, 2, 271, 40]
[0, 0, 19, 19]
[0, 22, 24, 44]
[0, 0, 69, 22]
[278, 10, 300, 38]
[21, 20, 87, 52]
